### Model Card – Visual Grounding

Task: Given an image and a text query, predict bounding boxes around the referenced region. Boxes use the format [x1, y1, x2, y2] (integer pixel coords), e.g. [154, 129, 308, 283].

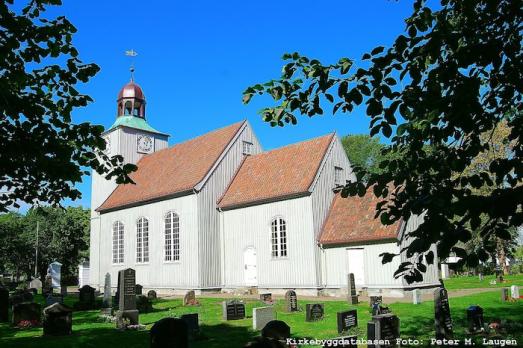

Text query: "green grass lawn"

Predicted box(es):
[1, 290, 522, 348]
[443, 274, 523, 290]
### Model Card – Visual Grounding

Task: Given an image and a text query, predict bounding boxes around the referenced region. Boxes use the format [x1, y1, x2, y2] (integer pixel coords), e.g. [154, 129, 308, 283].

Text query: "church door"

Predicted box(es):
[347, 248, 365, 286]
[244, 247, 258, 286]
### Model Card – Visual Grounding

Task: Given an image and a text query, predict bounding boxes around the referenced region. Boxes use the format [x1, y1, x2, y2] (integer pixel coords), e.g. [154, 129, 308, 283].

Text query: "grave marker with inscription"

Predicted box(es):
[43, 303, 73, 336]
[116, 268, 139, 329]
[180, 313, 199, 339]
[222, 300, 245, 320]
[412, 289, 422, 305]
[434, 287, 453, 339]
[501, 287, 509, 302]
[183, 290, 198, 306]
[260, 293, 273, 305]
[305, 303, 324, 322]
[337, 309, 357, 334]
[510, 285, 520, 300]
[101, 273, 112, 315]
[253, 306, 275, 330]
[347, 274, 358, 305]
[367, 313, 400, 348]
[284, 290, 298, 312]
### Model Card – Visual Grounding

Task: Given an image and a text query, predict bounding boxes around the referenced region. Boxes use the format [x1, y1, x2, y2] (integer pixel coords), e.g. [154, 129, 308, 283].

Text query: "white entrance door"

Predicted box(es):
[244, 247, 258, 286]
[347, 248, 365, 286]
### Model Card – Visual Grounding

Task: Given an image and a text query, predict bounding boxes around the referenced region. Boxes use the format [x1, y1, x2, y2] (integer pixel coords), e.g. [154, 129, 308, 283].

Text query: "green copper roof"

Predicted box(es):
[107, 116, 168, 135]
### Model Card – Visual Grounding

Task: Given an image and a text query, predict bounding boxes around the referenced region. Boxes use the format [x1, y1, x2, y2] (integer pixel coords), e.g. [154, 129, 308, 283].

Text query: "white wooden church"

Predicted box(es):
[89, 80, 439, 297]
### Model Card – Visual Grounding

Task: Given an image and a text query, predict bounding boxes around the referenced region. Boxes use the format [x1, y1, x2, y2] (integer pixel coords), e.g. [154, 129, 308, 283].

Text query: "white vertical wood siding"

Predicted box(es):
[323, 242, 404, 289]
[222, 196, 318, 288]
[400, 214, 440, 287]
[197, 123, 262, 288]
[118, 127, 168, 165]
[94, 194, 199, 289]
[309, 136, 355, 285]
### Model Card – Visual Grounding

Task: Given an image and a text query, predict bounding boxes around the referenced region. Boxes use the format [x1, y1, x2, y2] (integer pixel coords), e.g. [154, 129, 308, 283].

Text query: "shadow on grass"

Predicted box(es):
[0, 322, 257, 348]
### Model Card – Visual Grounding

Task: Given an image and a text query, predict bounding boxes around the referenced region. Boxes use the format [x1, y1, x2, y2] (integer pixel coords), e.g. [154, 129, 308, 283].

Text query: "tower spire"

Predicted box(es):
[125, 49, 138, 82]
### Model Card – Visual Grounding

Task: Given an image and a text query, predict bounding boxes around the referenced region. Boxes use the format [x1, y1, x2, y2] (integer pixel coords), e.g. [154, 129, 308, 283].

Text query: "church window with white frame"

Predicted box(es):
[334, 166, 343, 185]
[271, 217, 287, 258]
[164, 211, 180, 261]
[242, 141, 253, 155]
[136, 217, 149, 263]
[112, 221, 124, 264]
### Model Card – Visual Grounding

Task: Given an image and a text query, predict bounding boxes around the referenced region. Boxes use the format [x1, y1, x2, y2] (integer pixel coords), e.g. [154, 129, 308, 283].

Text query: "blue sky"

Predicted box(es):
[46, 0, 415, 209]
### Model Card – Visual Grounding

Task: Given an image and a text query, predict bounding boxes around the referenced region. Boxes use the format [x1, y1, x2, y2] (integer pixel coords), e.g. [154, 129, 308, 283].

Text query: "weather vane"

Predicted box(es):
[125, 49, 138, 81]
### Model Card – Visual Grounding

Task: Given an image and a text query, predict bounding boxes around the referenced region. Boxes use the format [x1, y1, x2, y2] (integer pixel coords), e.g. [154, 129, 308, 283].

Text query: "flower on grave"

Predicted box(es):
[16, 320, 39, 329]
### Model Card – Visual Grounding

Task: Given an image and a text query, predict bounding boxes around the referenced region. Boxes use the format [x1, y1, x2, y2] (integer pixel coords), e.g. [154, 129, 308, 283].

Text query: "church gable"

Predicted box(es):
[97, 121, 245, 212]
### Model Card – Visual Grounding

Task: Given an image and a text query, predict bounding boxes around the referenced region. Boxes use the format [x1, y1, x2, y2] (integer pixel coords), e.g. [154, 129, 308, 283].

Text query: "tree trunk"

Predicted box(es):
[497, 238, 509, 275]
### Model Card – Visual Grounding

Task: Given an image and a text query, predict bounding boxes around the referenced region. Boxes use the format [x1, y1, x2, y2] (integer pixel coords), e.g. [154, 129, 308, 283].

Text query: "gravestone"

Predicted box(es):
[501, 287, 509, 302]
[45, 294, 63, 307]
[12, 302, 41, 326]
[367, 313, 400, 348]
[116, 268, 139, 329]
[42, 275, 52, 297]
[253, 306, 275, 330]
[43, 303, 73, 336]
[22, 290, 34, 303]
[136, 295, 153, 313]
[434, 287, 453, 339]
[147, 290, 157, 300]
[135, 284, 143, 296]
[0, 286, 8, 322]
[114, 271, 121, 310]
[412, 289, 422, 305]
[510, 285, 520, 300]
[260, 293, 273, 304]
[222, 300, 246, 320]
[337, 309, 357, 334]
[284, 290, 298, 312]
[150, 317, 188, 348]
[183, 290, 198, 306]
[78, 285, 95, 310]
[467, 305, 484, 334]
[478, 273, 484, 281]
[305, 303, 324, 322]
[60, 281, 67, 297]
[29, 278, 42, 292]
[48, 261, 62, 291]
[347, 273, 358, 305]
[262, 320, 291, 341]
[101, 272, 112, 315]
[180, 313, 199, 338]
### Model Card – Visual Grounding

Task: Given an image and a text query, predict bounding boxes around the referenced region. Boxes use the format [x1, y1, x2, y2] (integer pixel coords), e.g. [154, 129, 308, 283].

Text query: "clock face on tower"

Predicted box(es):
[137, 134, 154, 154]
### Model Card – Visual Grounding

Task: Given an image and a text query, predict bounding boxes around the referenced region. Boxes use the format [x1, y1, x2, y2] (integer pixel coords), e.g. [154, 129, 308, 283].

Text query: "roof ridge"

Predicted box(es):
[249, 132, 335, 158]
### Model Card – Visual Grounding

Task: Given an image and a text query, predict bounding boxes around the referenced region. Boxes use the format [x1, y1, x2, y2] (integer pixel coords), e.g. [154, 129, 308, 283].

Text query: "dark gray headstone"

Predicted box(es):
[114, 270, 121, 310]
[284, 290, 298, 312]
[116, 268, 138, 329]
[261, 320, 290, 340]
[135, 284, 143, 296]
[222, 300, 246, 320]
[347, 274, 358, 304]
[103, 273, 112, 309]
[260, 293, 273, 305]
[367, 313, 400, 348]
[78, 285, 95, 309]
[42, 275, 52, 297]
[43, 303, 73, 336]
[337, 309, 357, 334]
[0, 286, 8, 322]
[180, 313, 199, 338]
[12, 302, 41, 326]
[305, 303, 324, 322]
[467, 305, 484, 334]
[434, 287, 453, 339]
[150, 317, 188, 348]
[147, 290, 157, 300]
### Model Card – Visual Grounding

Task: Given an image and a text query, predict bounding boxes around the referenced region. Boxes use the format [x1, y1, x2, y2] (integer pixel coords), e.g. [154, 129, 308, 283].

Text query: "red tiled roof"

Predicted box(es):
[318, 190, 401, 245]
[97, 121, 245, 212]
[218, 134, 334, 210]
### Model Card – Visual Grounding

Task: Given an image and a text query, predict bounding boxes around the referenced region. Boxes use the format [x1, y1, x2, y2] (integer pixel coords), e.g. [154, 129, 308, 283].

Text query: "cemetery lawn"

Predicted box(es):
[444, 274, 523, 290]
[1, 290, 522, 348]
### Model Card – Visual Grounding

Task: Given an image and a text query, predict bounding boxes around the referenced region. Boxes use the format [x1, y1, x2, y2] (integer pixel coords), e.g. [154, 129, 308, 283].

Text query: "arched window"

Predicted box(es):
[124, 101, 132, 115]
[136, 217, 149, 263]
[133, 101, 141, 117]
[112, 221, 124, 264]
[271, 217, 287, 258]
[164, 211, 180, 261]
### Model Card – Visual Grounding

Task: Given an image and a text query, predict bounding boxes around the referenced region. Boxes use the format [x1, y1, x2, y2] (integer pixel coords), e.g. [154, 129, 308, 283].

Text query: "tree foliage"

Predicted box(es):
[341, 134, 386, 179]
[243, 0, 522, 282]
[0, 0, 135, 212]
[0, 206, 90, 282]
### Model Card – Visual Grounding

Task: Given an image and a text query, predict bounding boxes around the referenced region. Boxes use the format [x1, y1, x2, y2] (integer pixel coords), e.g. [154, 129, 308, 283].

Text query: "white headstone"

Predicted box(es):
[78, 261, 90, 288]
[511, 285, 520, 300]
[441, 264, 450, 279]
[29, 278, 42, 290]
[253, 306, 274, 330]
[48, 262, 62, 289]
[412, 289, 422, 304]
[478, 273, 483, 281]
